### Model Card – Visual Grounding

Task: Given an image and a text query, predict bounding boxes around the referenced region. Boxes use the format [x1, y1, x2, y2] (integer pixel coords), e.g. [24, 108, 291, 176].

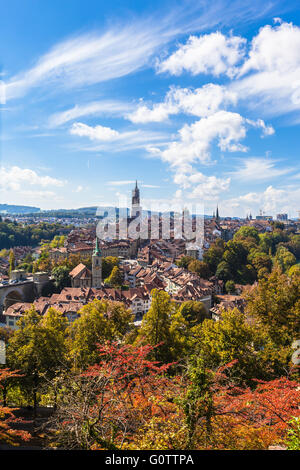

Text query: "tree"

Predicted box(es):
[179, 301, 208, 326]
[7, 307, 68, 415]
[248, 249, 272, 273]
[244, 268, 300, 376]
[245, 268, 299, 340]
[176, 256, 194, 269]
[194, 309, 268, 385]
[181, 356, 216, 449]
[203, 239, 225, 273]
[234, 226, 260, 249]
[102, 256, 119, 279]
[104, 266, 123, 288]
[180, 363, 300, 450]
[225, 280, 236, 294]
[187, 260, 211, 279]
[51, 265, 71, 291]
[285, 418, 300, 450]
[0, 369, 31, 445]
[46, 342, 176, 450]
[69, 300, 133, 368]
[222, 241, 248, 281]
[259, 233, 274, 254]
[275, 246, 296, 272]
[136, 289, 188, 363]
[288, 264, 300, 278]
[216, 261, 232, 282]
[9, 249, 15, 273]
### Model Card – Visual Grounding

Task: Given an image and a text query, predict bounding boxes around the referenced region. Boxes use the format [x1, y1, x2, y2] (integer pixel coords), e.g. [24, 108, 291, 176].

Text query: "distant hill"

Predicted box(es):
[0, 204, 40, 214]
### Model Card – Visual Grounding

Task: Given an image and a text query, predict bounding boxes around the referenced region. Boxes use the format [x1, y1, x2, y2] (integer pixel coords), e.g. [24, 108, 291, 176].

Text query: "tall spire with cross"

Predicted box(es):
[131, 180, 141, 218]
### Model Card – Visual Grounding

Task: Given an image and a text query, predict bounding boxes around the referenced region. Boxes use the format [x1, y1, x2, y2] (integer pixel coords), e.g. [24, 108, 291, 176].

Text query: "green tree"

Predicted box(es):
[176, 256, 194, 269]
[225, 280, 236, 294]
[69, 300, 133, 368]
[195, 309, 268, 385]
[136, 289, 189, 363]
[248, 249, 272, 274]
[7, 307, 67, 412]
[7, 307, 68, 415]
[244, 268, 300, 376]
[285, 418, 300, 450]
[179, 301, 208, 326]
[216, 260, 232, 282]
[259, 233, 274, 254]
[188, 260, 211, 279]
[181, 356, 215, 449]
[9, 249, 15, 273]
[104, 266, 123, 287]
[234, 226, 260, 244]
[288, 264, 300, 278]
[275, 246, 296, 272]
[102, 256, 119, 279]
[203, 239, 225, 274]
[52, 265, 71, 291]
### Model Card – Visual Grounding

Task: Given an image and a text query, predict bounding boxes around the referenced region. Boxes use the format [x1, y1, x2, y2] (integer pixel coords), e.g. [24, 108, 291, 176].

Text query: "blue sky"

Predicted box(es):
[1, 0, 300, 217]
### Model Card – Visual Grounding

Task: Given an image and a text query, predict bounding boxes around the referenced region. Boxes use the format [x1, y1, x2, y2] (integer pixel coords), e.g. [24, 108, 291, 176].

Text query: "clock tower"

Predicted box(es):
[92, 237, 102, 288]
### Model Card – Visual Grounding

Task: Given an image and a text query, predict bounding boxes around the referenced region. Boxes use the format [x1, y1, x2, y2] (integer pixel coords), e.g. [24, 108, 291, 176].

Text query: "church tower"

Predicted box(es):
[216, 205, 220, 222]
[131, 180, 142, 217]
[92, 237, 102, 288]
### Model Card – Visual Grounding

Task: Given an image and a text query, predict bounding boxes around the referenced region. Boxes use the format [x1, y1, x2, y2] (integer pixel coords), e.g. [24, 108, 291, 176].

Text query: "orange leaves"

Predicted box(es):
[0, 368, 31, 445]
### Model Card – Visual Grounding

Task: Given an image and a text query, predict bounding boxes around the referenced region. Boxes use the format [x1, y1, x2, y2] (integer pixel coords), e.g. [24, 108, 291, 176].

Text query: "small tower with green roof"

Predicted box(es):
[92, 237, 102, 288]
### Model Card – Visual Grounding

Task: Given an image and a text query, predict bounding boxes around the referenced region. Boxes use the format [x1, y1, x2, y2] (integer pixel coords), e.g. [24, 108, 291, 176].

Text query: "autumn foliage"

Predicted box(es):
[0, 369, 31, 445]
[46, 342, 300, 450]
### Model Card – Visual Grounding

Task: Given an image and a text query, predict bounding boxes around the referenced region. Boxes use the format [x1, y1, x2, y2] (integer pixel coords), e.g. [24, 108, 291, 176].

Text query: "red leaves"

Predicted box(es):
[216, 376, 300, 439]
[0, 368, 31, 445]
[82, 342, 175, 392]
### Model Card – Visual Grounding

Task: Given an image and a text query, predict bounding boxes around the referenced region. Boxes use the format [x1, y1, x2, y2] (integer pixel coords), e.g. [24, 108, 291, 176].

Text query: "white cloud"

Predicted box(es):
[246, 118, 274, 136]
[127, 101, 178, 123]
[3, 1, 279, 101]
[157, 32, 246, 77]
[69, 122, 169, 153]
[240, 21, 300, 76]
[177, 171, 231, 200]
[107, 180, 135, 186]
[141, 184, 160, 188]
[0, 80, 6, 104]
[4, 23, 170, 101]
[232, 21, 300, 115]
[49, 100, 133, 127]
[70, 122, 119, 141]
[0, 166, 65, 191]
[147, 110, 274, 204]
[127, 84, 237, 123]
[106, 180, 160, 189]
[151, 110, 249, 169]
[220, 184, 300, 218]
[231, 157, 290, 181]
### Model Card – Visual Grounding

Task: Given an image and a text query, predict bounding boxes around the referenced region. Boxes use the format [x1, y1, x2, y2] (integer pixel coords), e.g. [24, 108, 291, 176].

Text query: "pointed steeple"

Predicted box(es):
[216, 205, 220, 221]
[93, 237, 101, 256]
